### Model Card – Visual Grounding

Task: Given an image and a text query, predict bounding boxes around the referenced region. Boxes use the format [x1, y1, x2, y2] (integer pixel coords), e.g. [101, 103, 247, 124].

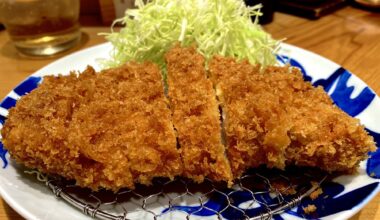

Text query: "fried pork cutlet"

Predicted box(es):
[2, 63, 182, 191]
[209, 56, 376, 177]
[165, 45, 233, 184]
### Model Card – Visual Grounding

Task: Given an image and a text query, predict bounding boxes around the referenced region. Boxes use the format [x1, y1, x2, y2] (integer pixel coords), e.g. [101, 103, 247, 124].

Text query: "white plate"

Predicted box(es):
[0, 42, 379, 220]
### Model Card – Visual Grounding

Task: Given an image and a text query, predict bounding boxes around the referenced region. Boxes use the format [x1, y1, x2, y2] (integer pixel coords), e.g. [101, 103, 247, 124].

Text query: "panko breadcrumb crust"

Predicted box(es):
[165, 45, 233, 184]
[303, 204, 317, 214]
[1, 48, 376, 192]
[2, 63, 182, 191]
[209, 56, 376, 178]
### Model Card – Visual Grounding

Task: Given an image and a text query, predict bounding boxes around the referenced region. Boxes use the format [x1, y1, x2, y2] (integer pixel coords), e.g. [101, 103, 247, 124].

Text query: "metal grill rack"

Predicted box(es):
[39, 167, 327, 220]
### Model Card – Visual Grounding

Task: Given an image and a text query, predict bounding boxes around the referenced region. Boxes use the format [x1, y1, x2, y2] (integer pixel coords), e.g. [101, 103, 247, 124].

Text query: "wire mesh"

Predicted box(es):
[37, 166, 327, 220]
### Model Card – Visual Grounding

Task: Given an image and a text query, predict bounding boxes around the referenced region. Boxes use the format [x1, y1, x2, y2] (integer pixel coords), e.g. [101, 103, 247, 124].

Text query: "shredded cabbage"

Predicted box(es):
[100, 0, 280, 73]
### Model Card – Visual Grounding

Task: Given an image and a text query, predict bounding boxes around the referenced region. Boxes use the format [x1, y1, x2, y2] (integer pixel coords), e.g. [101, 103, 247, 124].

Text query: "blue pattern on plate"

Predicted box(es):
[13, 76, 41, 96]
[0, 116, 8, 168]
[0, 115, 5, 125]
[0, 97, 17, 110]
[289, 182, 379, 219]
[165, 181, 379, 219]
[367, 129, 380, 178]
[0, 142, 7, 169]
[314, 68, 375, 117]
[0, 76, 42, 169]
[0, 113, 6, 168]
[0, 114, 7, 168]
[277, 56, 375, 117]
[313, 68, 343, 92]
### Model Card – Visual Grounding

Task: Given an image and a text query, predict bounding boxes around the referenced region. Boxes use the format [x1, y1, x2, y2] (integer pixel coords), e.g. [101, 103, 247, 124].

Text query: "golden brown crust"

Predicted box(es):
[209, 56, 376, 178]
[2, 63, 182, 191]
[303, 204, 317, 214]
[309, 187, 323, 200]
[2, 48, 376, 191]
[165, 45, 232, 184]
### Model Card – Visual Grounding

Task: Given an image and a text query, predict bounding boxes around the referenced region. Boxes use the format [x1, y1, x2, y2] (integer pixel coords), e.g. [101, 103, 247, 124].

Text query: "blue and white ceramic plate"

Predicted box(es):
[0, 43, 379, 220]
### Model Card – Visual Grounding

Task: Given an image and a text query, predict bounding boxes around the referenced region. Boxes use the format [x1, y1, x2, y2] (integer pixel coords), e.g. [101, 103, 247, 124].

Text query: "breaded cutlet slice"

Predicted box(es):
[1, 73, 86, 183]
[2, 63, 182, 191]
[69, 63, 182, 189]
[165, 45, 233, 184]
[209, 56, 376, 177]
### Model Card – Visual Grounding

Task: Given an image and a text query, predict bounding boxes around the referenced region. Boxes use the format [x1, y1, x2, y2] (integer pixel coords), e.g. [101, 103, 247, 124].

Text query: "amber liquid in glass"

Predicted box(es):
[0, 0, 80, 56]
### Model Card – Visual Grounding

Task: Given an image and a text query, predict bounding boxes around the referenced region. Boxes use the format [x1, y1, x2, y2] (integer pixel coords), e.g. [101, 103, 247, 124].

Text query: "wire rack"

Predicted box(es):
[36, 167, 327, 220]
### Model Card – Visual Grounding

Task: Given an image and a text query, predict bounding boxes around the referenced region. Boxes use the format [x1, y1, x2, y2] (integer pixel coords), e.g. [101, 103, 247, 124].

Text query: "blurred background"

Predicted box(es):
[0, 0, 378, 56]
[78, 0, 380, 26]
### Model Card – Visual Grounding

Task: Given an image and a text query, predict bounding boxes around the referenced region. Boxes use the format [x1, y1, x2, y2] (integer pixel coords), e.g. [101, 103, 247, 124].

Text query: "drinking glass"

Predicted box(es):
[0, 0, 81, 56]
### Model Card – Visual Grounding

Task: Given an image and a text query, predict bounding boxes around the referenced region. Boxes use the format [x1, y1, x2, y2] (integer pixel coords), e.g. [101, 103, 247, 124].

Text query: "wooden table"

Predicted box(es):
[0, 5, 379, 220]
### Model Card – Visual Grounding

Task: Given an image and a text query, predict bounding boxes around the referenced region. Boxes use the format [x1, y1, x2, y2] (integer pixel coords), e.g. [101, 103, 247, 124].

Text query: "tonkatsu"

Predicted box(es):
[165, 45, 233, 184]
[2, 63, 182, 191]
[209, 56, 376, 177]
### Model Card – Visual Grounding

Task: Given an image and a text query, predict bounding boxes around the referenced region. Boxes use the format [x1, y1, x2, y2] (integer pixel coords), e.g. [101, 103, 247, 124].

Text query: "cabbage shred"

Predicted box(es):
[101, 0, 279, 74]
